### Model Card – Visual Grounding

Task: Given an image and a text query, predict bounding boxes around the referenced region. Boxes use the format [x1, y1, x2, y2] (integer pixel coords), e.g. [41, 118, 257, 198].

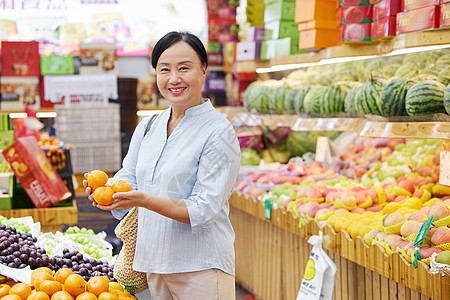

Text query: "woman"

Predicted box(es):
[84, 31, 240, 299]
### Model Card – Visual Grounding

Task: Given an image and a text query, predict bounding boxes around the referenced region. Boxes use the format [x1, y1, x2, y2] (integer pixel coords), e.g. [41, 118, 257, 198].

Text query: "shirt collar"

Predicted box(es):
[169, 98, 214, 117]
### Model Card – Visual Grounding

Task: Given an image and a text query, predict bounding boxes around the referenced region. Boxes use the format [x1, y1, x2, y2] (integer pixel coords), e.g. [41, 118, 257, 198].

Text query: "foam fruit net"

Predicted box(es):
[113, 207, 149, 295]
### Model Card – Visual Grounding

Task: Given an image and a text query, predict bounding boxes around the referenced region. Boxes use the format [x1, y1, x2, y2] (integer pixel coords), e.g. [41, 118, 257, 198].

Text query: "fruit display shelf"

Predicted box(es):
[236, 28, 450, 73]
[229, 192, 450, 300]
[0, 201, 77, 233]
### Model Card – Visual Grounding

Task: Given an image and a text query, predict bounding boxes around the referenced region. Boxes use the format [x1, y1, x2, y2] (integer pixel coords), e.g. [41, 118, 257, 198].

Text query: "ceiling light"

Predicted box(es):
[36, 112, 57, 118]
[386, 44, 450, 56]
[319, 55, 377, 65]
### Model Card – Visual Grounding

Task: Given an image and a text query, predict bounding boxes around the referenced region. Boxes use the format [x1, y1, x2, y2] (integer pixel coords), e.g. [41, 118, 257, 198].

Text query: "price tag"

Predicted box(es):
[439, 150, 450, 186]
[315, 136, 332, 165]
[264, 199, 272, 221]
[413, 216, 435, 268]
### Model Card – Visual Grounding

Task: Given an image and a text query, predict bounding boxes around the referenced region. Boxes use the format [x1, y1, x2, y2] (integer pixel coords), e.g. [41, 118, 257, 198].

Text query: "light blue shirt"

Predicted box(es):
[110, 99, 240, 276]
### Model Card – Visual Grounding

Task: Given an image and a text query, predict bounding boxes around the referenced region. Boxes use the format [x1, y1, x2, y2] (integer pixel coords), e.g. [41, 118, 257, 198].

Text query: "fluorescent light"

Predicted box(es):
[319, 55, 377, 65]
[9, 113, 27, 119]
[137, 110, 165, 117]
[256, 67, 273, 73]
[256, 62, 316, 73]
[386, 44, 450, 56]
[36, 112, 57, 118]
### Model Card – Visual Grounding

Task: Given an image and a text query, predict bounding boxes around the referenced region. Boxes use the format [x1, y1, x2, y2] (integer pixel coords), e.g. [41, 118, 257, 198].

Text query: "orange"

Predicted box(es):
[8, 283, 32, 300]
[1, 295, 22, 300]
[32, 268, 53, 277]
[107, 283, 123, 293]
[93, 187, 115, 206]
[30, 272, 54, 290]
[111, 180, 132, 193]
[64, 274, 86, 297]
[75, 292, 97, 300]
[26, 291, 50, 300]
[86, 277, 109, 297]
[50, 291, 73, 300]
[54, 269, 73, 285]
[87, 170, 109, 191]
[0, 284, 11, 297]
[97, 292, 118, 300]
[37, 281, 63, 297]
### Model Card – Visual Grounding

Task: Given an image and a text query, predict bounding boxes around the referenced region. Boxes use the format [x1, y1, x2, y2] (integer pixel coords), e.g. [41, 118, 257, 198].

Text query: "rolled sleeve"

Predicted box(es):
[186, 125, 240, 234]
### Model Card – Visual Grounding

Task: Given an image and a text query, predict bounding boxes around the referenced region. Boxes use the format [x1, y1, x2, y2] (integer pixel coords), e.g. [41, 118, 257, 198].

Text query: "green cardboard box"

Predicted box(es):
[41, 55, 75, 75]
[265, 19, 299, 40]
[0, 131, 14, 151]
[264, 1, 296, 23]
[0, 174, 13, 210]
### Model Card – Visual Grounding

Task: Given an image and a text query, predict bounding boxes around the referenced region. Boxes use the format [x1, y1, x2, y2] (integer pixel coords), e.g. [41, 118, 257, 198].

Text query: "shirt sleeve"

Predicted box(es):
[110, 116, 150, 220]
[185, 123, 241, 234]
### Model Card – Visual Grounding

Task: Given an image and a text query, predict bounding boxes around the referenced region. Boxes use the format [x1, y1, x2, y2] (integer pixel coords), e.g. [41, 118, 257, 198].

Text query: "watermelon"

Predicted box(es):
[443, 83, 450, 115]
[405, 80, 447, 116]
[394, 63, 418, 78]
[379, 77, 415, 117]
[320, 85, 349, 113]
[269, 84, 288, 112]
[293, 87, 310, 113]
[243, 80, 276, 112]
[284, 88, 299, 112]
[286, 131, 341, 157]
[439, 66, 450, 86]
[356, 79, 386, 116]
[436, 54, 450, 66]
[344, 83, 363, 114]
[303, 87, 326, 114]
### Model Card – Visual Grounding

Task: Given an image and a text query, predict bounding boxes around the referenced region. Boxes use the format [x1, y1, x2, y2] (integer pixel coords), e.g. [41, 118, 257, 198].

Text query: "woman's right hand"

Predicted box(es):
[83, 173, 93, 196]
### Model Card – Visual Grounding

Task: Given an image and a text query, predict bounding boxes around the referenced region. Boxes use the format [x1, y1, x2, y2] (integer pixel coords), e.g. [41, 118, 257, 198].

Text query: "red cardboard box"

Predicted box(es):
[341, 6, 373, 23]
[402, 0, 440, 11]
[371, 16, 397, 39]
[1, 41, 40, 76]
[440, 2, 450, 27]
[208, 17, 239, 43]
[396, 6, 439, 34]
[340, 0, 371, 6]
[441, 0, 450, 4]
[341, 23, 372, 42]
[206, 0, 237, 19]
[2, 137, 72, 208]
[374, 0, 402, 20]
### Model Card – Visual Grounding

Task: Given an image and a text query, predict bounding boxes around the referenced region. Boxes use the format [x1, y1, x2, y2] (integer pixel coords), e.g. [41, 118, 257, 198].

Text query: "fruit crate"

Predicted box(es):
[69, 139, 121, 174]
[54, 103, 120, 142]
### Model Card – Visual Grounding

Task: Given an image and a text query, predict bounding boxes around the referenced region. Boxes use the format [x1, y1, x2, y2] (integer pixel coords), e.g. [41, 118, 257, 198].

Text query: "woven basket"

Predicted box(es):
[113, 207, 148, 294]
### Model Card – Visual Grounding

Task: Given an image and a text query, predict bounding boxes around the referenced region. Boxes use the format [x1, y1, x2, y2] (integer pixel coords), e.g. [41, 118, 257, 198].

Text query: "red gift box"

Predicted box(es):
[396, 5, 439, 34]
[2, 136, 72, 208]
[440, 2, 450, 27]
[1, 41, 40, 76]
[371, 16, 397, 39]
[374, 0, 402, 20]
[208, 17, 239, 43]
[402, 0, 440, 11]
[341, 6, 373, 23]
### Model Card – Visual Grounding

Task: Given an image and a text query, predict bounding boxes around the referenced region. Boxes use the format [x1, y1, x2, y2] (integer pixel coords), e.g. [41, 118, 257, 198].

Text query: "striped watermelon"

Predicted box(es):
[243, 80, 276, 112]
[304, 87, 326, 114]
[394, 63, 418, 78]
[344, 83, 363, 115]
[405, 80, 446, 116]
[356, 79, 386, 116]
[293, 87, 310, 113]
[321, 85, 349, 113]
[284, 88, 299, 112]
[443, 83, 450, 115]
[436, 54, 450, 66]
[439, 66, 450, 86]
[379, 77, 415, 117]
[269, 84, 288, 112]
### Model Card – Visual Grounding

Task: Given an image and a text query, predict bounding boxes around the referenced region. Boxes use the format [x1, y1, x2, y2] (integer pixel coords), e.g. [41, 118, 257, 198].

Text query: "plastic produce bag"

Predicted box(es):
[297, 231, 337, 300]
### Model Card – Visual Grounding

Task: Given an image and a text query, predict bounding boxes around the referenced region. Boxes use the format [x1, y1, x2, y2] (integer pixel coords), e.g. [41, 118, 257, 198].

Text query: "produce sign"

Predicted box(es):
[2, 136, 71, 208]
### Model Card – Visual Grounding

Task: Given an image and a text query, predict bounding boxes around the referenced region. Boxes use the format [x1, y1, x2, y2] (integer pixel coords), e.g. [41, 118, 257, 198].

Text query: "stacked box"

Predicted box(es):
[397, 1, 440, 33]
[441, 1, 450, 28]
[340, 1, 373, 43]
[372, 0, 400, 40]
[295, 0, 340, 49]
[247, 0, 266, 26]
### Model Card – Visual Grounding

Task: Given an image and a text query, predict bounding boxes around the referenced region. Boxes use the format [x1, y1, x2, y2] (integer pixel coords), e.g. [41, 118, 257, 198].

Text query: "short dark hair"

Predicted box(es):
[151, 31, 208, 69]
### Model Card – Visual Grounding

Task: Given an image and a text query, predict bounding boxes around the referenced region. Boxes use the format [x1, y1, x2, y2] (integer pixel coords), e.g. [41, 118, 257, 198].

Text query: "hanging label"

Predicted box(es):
[439, 150, 450, 186]
[264, 199, 272, 220]
[413, 216, 435, 268]
[315, 136, 332, 165]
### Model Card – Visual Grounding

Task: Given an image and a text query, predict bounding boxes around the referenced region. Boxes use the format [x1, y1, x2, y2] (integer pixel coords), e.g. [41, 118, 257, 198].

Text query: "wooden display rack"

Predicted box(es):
[229, 192, 450, 300]
[0, 201, 77, 233]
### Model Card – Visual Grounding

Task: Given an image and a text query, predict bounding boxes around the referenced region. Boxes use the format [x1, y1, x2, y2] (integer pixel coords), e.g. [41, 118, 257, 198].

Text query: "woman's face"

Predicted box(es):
[155, 41, 206, 108]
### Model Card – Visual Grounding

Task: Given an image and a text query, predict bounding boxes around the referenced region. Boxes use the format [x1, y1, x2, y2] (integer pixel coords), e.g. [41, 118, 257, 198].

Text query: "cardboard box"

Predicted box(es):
[341, 23, 372, 42]
[203, 76, 226, 92]
[262, 37, 304, 57]
[206, 0, 237, 19]
[0, 174, 13, 210]
[300, 28, 340, 49]
[371, 16, 397, 39]
[0, 131, 14, 151]
[208, 17, 239, 43]
[396, 5, 439, 34]
[440, 2, 450, 27]
[295, 0, 337, 23]
[207, 52, 224, 66]
[441, 0, 450, 4]
[264, 1, 296, 23]
[342, 5, 373, 23]
[374, 0, 402, 20]
[0, 41, 40, 77]
[247, 26, 266, 41]
[402, 0, 440, 11]
[340, 0, 371, 6]
[79, 43, 117, 75]
[40, 56, 75, 75]
[208, 42, 222, 53]
[2, 136, 72, 208]
[223, 42, 237, 73]
[236, 41, 262, 61]
[0, 77, 41, 111]
[297, 19, 339, 30]
[265, 20, 300, 39]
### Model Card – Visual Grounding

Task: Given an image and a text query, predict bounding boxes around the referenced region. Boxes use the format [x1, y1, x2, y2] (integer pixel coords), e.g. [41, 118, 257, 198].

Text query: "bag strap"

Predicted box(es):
[144, 114, 159, 137]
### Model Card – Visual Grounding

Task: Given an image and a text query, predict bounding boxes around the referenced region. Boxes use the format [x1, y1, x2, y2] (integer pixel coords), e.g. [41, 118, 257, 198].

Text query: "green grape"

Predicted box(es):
[86, 229, 94, 235]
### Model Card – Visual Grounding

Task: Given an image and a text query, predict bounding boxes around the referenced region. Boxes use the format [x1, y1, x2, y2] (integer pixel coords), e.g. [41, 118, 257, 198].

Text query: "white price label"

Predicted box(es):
[439, 151, 450, 186]
[315, 136, 332, 165]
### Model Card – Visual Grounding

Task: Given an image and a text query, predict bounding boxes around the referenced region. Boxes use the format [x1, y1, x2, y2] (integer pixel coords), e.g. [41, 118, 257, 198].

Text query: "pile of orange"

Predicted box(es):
[0, 267, 137, 300]
[87, 170, 132, 206]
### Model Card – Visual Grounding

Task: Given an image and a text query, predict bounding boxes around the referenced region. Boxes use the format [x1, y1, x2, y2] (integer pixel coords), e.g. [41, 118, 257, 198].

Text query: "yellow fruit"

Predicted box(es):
[383, 202, 402, 215]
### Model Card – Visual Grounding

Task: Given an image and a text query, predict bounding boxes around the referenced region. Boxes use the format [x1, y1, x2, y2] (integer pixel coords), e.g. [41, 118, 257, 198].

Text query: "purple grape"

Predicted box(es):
[71, 256, 78, 263]
[72, 265, 80, 271]
[19, 254, 28, 263]
[27, 257, 35, 266]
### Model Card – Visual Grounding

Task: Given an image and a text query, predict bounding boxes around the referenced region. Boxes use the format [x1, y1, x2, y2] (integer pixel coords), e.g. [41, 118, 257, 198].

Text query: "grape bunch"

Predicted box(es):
[53, 248, 116, 282]
[0, 216, 30, 233]
[64, 226, 95, 235]
[0, 224, 50, 270]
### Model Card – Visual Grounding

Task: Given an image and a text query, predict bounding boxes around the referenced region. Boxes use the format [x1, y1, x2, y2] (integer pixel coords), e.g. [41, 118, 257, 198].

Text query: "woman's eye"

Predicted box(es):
[180, 66, 188, 71]
[159, 68, 169, 72]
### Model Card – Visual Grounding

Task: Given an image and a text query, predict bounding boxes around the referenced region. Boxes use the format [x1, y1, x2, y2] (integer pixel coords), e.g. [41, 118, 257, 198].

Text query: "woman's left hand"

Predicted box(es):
[94, 190, 150, 211]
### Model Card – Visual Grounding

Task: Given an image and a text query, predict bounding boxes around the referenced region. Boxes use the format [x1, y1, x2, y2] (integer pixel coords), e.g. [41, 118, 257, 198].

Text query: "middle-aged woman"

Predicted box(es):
[84, 31, 241, 299]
